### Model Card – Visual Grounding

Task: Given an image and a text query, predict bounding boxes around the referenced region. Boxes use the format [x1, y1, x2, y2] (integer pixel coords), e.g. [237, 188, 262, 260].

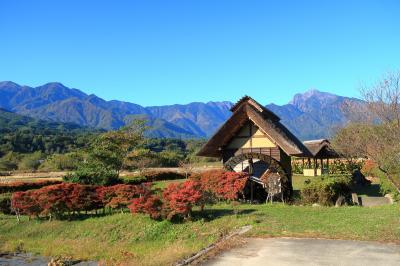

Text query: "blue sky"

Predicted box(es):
[1, 0, 399, 106]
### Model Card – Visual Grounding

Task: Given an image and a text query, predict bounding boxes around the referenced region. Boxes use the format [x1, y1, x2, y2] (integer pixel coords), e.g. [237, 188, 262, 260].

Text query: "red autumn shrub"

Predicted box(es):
[193, 170, 249, 201]
[215, 172, 249, 200]
[162, 180, 203, 220]
[35, 183, 71, 217]
[11, 190, 42, 218]
[129, 180, 204, 220]
[67, 184, 102, 212]
[128, 195, 163, 220]
[97, 183, 152, 210]
[193, 169, 225, 192]
[11, 183, 103, 219]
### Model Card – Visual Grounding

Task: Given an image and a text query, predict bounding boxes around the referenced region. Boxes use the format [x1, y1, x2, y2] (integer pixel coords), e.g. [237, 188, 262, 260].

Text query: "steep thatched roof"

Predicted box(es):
[302, 139, 340, 158]
[197, 96, 311, 158]
[230, 95, 280, 121]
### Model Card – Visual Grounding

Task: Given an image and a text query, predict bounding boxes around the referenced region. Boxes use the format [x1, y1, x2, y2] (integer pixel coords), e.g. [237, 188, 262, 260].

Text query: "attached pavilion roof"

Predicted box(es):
[302, 139, 340, 158]
[197, 96, 312, 158]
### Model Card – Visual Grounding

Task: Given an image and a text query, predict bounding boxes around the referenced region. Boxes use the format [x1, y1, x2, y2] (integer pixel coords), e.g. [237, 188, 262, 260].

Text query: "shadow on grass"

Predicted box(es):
[352, 184, 382, 197]
[191, 208, 257, 222]
[292, 190, 301, 199]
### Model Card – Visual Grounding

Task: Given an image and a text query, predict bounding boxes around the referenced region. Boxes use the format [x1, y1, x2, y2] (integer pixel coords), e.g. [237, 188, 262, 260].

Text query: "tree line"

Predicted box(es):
[0, 114, 216, 172]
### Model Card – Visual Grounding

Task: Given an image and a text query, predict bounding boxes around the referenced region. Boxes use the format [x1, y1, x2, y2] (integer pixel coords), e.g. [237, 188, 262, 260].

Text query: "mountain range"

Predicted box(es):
[0, 81, 361, 140]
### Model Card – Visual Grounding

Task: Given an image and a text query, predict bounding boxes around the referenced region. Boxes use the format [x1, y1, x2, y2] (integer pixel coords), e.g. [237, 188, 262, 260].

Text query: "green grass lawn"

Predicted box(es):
[1, 203, 399, 265]
[292, 174, 311, 190]
[152, 178, 186, 190]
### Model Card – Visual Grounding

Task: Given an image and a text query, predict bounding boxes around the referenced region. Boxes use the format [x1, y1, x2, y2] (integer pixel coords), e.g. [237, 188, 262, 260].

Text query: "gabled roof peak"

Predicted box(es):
[230, 95, 280, 122]
[303, 139, 330, 144]
[197, 96, 311, 157]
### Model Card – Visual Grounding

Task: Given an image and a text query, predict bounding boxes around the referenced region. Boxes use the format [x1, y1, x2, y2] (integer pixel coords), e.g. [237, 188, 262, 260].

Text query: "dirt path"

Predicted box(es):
[204, 237, 400, 266]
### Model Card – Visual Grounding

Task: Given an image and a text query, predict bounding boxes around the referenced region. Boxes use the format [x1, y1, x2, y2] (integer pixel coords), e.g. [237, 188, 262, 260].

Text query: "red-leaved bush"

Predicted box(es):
[12, 183, 101, 219]
[11, 183, 153, 219]
[128, 171, 249, 220]
[129, 179, 204, 220]
[128, 195, 163, 220]
[97, 183, 152, 210]
[10, 170, 250, 221]
[11, 190, 41, 218]
[162, 180, 203, 220]
[194, 170, 249, 201]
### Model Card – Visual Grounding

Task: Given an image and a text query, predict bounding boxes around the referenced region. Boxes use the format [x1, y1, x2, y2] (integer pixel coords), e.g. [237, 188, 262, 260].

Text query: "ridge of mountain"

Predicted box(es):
[0, 81, 360, 140]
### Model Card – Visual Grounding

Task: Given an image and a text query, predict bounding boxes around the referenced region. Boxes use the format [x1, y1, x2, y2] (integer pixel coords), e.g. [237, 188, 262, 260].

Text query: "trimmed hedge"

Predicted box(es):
[0, 180, 62, 194]
[8, 170, 250, 221]
[11, 183, 152, 219]
[300, 175, 352, 206]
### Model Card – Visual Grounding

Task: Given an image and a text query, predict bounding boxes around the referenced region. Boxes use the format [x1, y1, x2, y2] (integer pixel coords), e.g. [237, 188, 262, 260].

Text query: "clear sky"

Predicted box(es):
[1, 0, 399, 106]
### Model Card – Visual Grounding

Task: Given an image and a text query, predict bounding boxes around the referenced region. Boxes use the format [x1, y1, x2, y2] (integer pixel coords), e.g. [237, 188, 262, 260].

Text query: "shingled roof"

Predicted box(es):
[302, 139, 340, 158]
[197, 96, 312, 158]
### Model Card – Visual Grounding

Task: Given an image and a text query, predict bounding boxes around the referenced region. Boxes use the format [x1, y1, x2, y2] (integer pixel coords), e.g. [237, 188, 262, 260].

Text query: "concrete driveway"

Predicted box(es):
[204, 238, 400, 266]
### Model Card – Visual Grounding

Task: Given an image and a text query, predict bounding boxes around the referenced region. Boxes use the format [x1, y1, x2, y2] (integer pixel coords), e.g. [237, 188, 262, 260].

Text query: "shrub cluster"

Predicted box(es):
[9, 170, 249, 221]
[128, 170, 249, 220]
[11, 183, 151, 219]
[0, 180, 62, 194]
[300, 176, 352, 205]
[193, 170, 249, 201]
[161, 180, 204, 219]
[97, 183, 152, 210]
[127, 179, 204, 220]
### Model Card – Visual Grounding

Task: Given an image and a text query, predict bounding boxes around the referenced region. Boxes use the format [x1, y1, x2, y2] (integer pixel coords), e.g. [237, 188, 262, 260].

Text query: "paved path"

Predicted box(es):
[204, 238, 400, 266]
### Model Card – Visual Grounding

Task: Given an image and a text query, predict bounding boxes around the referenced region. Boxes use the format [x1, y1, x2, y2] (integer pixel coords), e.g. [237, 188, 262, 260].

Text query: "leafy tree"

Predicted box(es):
[89, 119, 146, 173]
[17, 151, 44, 171]
[67, 120, 146, 185]
[334, 71, 400, 174]
[40, 152, 85, 171]
[0, 152, 20, 171]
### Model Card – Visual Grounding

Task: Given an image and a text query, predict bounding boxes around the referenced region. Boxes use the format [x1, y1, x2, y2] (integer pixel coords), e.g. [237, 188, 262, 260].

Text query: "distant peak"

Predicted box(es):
[289, 89, 337, 104]
[0, 81, 20, 87]
[303, 88, 321, 96]
[40, 82, 68, 88]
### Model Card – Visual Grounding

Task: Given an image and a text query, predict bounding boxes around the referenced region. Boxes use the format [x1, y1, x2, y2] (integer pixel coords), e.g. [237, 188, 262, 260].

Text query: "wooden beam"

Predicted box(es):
[320, 158, 323, 172]
[314, 158, 317, 176]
